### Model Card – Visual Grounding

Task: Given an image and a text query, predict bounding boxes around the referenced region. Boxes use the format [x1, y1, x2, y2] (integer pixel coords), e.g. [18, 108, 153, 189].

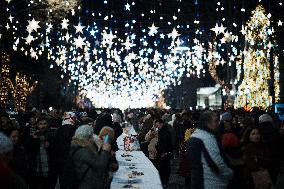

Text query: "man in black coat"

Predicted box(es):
[155, 118, 173, 188]
[51, 112, 78, 189]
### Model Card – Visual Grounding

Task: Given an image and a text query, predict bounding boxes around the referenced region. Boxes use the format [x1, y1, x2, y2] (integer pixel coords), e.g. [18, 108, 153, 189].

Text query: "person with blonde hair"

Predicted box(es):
[96, 126, 119, 189]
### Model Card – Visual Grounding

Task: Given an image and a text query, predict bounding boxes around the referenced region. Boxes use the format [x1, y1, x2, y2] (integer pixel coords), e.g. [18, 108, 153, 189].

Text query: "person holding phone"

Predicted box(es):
[98, 126, 118, 189]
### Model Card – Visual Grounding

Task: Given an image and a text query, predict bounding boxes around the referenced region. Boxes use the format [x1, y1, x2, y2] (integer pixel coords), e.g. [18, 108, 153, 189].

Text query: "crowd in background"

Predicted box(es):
[0, 107, 284, 189]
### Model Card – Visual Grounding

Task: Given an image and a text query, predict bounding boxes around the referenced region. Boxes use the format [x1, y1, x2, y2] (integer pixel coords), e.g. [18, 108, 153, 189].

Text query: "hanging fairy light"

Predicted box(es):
[14, 73, 37, 112]
[0, 52, 14, 109]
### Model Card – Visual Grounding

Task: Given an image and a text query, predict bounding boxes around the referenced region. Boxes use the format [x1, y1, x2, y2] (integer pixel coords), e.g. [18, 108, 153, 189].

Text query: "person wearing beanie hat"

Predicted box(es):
[70, 125, 111, 189]
[258, 113, 281, 184]
[73, 125, 94, 140]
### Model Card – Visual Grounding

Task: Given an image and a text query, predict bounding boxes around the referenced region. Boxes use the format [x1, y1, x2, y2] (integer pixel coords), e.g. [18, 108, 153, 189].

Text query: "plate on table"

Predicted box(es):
[117, 178, 142, 184]
[132, 171, 144, 176]
[127, 163, 136, 167]
[126, 166, 137, 170]
[121, 154, 134, 157]
[122, 184, 140, 189]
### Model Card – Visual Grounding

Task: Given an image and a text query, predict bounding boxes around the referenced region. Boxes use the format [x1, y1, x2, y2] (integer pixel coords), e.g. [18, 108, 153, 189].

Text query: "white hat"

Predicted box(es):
[74, 125, 94, 140]
[0, 132, 13, 154]
[259, 114, 273, 124]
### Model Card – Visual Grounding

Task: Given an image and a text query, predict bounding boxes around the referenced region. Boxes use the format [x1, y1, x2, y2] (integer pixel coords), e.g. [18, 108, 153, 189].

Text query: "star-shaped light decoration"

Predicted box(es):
[168, 28, 180, 39]
[278, 20, 282, 26]
[5, 23, 10, 30]
[123, 37, 135, 50]
[210, 23, 226, 35]
[73, 36, 86, 49]
[74, 23, 85, 34]
[46, 23, 53, 33]
[219, 24, 226, 34]
[25, 34, 35, 45]
[125, 3, 131, 11]
[65, 32, 71, 41]
[8, 15, 14, 22]
[220, 59, 226, 65]
[211, 24, 220, 34]
[131, 33, 136, 40]
[90, 29, 96, 36]
[26, 18, 40, 33]
[267, 28, 273, 35]
[148, 23, 159, 36]
[220, 37, 226, 44]
[61, 18, 69, 30]
[30, 50, 37, 59]
[193, 38, 199, 44]
[160, 33, 165, 39]
[230, 55, 235, 61]
[95, 40, 100, 46]
[240, 25, 246, 35]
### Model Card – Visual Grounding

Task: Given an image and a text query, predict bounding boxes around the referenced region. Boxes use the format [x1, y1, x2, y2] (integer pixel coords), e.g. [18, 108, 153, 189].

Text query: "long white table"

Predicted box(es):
[111, 126, 163, 189]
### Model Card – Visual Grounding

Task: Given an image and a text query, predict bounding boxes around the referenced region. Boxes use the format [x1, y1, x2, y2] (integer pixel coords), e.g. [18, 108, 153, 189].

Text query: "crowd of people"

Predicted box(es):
[0, 108, 123, 189]
[0, 107, 284, 189]
[136, 108, 284, 189]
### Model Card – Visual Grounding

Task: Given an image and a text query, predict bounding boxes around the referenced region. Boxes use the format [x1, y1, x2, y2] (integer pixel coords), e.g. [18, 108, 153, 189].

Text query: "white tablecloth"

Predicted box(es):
[111, 126, 163, 189]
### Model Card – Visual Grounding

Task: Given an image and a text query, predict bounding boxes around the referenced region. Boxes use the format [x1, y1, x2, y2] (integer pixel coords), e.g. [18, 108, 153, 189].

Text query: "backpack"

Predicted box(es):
[61, 148, 90, 189]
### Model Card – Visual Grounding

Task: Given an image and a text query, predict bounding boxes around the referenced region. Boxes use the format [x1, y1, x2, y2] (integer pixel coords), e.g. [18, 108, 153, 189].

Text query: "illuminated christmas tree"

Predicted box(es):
[0, 52, 14, 109]
[14, 73, 37, 112]
[235, 5, 279, 109]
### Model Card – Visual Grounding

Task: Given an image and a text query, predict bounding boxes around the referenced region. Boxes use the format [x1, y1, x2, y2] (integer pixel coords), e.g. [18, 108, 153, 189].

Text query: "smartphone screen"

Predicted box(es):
[104, 135, 109, 144]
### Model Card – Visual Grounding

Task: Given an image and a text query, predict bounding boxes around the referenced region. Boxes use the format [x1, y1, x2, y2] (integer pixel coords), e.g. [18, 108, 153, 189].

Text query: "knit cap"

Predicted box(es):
[259, 114, 273, 124]
[74, 125, 94, 140]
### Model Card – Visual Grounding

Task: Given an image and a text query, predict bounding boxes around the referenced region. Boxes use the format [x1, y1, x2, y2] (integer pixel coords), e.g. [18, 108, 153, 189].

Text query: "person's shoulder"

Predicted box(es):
[188, 137, 203, 146]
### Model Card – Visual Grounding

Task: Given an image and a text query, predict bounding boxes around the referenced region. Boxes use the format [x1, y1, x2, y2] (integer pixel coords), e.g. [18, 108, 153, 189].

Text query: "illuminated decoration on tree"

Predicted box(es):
[0, 53, 14, 109]
[39, 0, 82, 19]
[14, 73, 37, 112]
[235, 5, 280, 109]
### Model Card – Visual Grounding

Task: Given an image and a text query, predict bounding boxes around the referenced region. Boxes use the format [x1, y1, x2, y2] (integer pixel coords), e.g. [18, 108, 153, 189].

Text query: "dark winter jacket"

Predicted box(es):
[156, 125, 173, 159]
[9, 145, 28, 182]
[25, 129, 56, 177]
[71, 139, 111, 189]
[111, 122, 123, 152]
[54, 124, 77, 166]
